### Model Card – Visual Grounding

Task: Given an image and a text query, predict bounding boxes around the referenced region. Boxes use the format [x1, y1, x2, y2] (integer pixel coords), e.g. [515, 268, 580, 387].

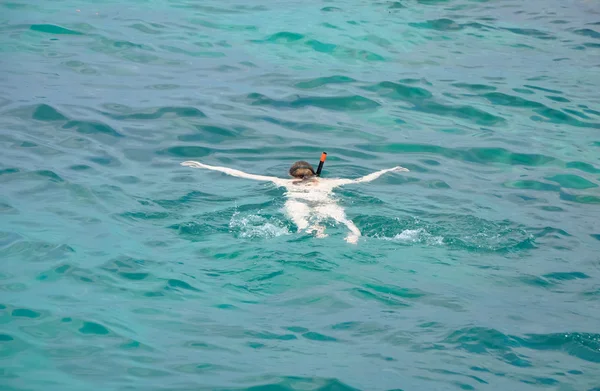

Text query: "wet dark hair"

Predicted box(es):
[289, 161, 316, 178]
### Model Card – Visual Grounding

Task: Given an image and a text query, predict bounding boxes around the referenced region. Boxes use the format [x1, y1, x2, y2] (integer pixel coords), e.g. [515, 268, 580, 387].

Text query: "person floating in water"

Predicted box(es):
[180, 159, 409, 244]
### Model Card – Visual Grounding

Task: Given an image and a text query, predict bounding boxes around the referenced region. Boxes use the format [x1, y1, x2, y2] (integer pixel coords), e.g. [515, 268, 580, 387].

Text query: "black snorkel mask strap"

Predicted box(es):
[316, 152, 327, 177]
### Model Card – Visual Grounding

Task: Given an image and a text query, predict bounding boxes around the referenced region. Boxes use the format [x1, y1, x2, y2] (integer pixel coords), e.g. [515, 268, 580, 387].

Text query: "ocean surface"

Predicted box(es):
[1, 0, 600, 390]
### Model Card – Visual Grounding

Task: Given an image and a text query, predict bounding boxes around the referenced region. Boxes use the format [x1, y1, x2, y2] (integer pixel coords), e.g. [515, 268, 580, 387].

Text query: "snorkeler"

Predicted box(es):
[180, 157, 409, 244]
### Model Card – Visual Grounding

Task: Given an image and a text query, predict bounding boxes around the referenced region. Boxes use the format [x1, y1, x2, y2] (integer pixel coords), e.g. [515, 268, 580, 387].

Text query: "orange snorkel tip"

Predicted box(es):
[316, 152, 327, 176]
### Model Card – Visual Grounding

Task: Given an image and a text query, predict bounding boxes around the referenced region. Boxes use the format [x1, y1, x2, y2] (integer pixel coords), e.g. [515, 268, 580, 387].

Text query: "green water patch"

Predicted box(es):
[559, 192, 600, 204]
[546, 96, 570, 103]
[355, 213, 537, 254]
[128, 22, 164, 35]
[31, 104, 68, 121]
[462, 22, 496, 31]
[363, 81, 504, 125]
[301, 331, 338, 342]
[103, 106, 206, 121]
[565, 161, 600, 174]
[253, 32, 386, 62]
[295, 75, 356, 89]
[545, 174, 598, 189]
[246, 92, 380, 111]
[357, 143, 555, 167]
[531, 107, 600, 128]
[166, 278, 202, 293]
[87, 154, 121, 167]
[416, 101, 504, 126]
[305, 39, 337, 54]
[160, 44, 226, 58]
[40, 264, 100, 285]
[178, 124, 244, 143]
[0, 168, 20, 176]
[5, 104, 69, 123]
[503, 180, 561, 192]
[542, 272, 590, 281]
[321, 45, 386, 62]
[502, 27, 556, 40]
[357, 143, 600, 174]
[365, 283, 428, 299]
[159, 146, 214, 158]
[478, 92, 599, 127]
[62, 120, 123, 137]
[355, 34, 393, 48]
[441, 327, 600, 365]
[79, 321, 110, 335]
[441, 327, 522, 355]
[522, 85, 562, 94]
[481, 92, 544, 109]
[30, 24, 83, 35]
[349, 287, 411, 307]
[321, 22, 341, 30]
[37, 263, 73, 282]
[12, 308, 42, 318]
[31, 170, 64, 182]
[87, 36, 155, 56]
[245, 330, 297, 341]
[452, 83, 497, 92]
[563, 108, 591, 119]
[417, 0, 452, 4]
[513, 88, 535, 95]
[0, 333, 14, 341]
[275, 250, 339, 272]
[518, 275, 555, 289]
[389, 1, 406, 8]
[517, 332, 600, 363]
[156, 190, 238, 210]
[259, 31, 304, 43]
[573, 28, 600, 39]
[363, 81, 433, 100]
[190, 18, 256, 31]
[409, 18, 463, 31]
[168, 212, 237, 240]
[99, 256, 157, 282]
[0, 202, 17, 214]
[1, 240, 75, 263]
[255, 115, 384, 142]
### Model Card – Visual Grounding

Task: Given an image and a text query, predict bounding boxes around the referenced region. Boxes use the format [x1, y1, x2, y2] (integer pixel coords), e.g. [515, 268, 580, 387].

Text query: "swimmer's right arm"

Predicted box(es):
[181, 161, 285, 184]
[331, 166, 409, 186]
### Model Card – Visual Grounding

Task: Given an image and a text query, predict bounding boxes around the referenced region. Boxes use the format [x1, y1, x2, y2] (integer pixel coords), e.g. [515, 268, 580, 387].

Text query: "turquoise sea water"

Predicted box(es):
[2, 0, 600, 390]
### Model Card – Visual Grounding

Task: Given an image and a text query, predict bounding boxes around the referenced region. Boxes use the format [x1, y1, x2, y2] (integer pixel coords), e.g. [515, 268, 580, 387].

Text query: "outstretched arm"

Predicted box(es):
[181, 161, 284, 184]
[330, 166, 409, 186]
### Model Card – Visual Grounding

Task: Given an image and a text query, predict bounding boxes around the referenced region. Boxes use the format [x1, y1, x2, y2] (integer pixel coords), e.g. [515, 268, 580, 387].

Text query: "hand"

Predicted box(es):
[391, 166, 409, 172]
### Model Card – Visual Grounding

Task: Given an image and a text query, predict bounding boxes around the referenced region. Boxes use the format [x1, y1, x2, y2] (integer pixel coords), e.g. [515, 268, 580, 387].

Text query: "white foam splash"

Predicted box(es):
[394, 228, 423, 242]
[229, 212, 290, 239]
[380, 228, 444, 246]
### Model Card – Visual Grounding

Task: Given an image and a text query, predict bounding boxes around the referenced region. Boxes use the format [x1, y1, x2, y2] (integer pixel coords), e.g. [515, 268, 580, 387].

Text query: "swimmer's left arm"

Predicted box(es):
[181, 161, 285, 184]
[330, 166, 409, 186]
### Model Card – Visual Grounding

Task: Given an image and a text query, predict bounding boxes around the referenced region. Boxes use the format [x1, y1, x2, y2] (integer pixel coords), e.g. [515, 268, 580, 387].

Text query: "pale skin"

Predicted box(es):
[180, 160, 409, 244]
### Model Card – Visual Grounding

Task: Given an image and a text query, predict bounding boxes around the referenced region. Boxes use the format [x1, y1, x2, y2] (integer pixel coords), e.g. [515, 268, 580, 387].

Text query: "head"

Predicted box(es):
[289, 161, 316, 179]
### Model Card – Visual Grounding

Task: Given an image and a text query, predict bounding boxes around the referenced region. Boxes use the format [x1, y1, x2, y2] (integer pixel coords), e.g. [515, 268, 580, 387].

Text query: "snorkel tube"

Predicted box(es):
[316, 152, 327, 177]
